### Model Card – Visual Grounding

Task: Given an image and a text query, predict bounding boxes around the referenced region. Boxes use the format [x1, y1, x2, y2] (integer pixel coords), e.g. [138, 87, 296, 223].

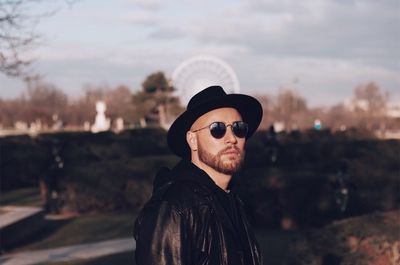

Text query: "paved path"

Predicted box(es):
[0, 206, 43, 229]
[0, 238, 135, 265]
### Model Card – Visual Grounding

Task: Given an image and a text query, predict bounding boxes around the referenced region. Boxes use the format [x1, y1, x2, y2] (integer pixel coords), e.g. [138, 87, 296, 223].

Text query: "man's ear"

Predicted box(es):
[186, 131, 198, 151]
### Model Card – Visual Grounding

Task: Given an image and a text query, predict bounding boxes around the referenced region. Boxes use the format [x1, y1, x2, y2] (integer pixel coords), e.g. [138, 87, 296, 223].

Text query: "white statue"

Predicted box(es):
[91, 101, 110, 133]
[113, 117, 124, 133]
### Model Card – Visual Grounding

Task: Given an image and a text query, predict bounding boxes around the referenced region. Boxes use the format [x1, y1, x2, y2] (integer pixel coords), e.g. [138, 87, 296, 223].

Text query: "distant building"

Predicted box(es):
[347, 99, 369, 111]
[387, 103, 400, 119]
[380, 103, 400, 140]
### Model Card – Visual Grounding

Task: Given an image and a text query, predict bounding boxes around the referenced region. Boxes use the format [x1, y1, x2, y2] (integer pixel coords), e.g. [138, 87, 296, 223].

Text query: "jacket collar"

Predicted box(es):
[151, 159, 218, 197]
[172, 159, 238, 193]
[173, 160, 216, 188]
[172, 160, 244, 238]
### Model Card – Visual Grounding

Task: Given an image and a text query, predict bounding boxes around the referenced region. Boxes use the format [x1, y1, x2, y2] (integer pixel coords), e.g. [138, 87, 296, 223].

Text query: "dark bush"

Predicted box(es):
[0, 135, 49, 191]
[239, 130, 400, 228]
[1, 128, 398, 226]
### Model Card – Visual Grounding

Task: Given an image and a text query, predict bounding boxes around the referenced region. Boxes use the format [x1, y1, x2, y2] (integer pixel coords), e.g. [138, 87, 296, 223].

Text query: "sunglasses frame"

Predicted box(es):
[191, 121, 248, 139]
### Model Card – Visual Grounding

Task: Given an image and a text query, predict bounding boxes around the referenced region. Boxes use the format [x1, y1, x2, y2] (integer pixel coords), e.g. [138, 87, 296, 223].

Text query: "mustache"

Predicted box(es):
[218, 146, 242, 155]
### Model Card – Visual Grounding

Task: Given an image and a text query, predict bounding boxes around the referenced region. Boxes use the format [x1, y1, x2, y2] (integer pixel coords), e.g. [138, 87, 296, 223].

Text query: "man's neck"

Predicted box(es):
[191, 159, 232, 191]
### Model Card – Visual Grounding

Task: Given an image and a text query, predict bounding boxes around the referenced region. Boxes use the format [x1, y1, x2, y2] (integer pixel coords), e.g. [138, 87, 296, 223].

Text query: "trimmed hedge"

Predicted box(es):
[1, 128, 399, 228]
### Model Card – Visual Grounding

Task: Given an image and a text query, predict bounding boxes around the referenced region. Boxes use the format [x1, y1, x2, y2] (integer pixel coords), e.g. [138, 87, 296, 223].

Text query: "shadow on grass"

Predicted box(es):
[9, 218, 72, 253]
[10, 212, 136, 252]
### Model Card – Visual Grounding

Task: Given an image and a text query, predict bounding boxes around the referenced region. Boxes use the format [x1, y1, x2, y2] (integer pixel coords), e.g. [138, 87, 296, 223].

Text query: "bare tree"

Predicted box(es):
[274, 90, 309, 130]
[0, 77, 68, 127]
[105, 85, 135, 122]
[25, 78, 68, 125]
[64, 84, 135, 127]
[0, 0, 37, 76]
[323, 103, 354, 131]
[254, 94, 274, 130]
[66, 84, 106, 125]
[0, 96, 26, 127]
[0, 0, 77, 77]
[351, 82, 388, 130]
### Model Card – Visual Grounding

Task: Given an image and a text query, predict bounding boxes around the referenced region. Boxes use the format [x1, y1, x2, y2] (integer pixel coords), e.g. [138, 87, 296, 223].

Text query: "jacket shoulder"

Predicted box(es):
[160, 180, 212, 210]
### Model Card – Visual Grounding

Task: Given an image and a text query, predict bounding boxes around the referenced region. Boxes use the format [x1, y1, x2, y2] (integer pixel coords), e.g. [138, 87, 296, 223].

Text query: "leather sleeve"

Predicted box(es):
[134, 201, 192, 265]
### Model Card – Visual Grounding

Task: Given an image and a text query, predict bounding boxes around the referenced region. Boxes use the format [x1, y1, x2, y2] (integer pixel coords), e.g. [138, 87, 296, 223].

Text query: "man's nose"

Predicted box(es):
[224, 125, 238, 144]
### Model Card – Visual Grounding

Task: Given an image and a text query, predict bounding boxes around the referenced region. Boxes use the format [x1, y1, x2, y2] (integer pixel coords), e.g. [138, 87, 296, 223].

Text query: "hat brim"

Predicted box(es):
[167, 94, 263, 158]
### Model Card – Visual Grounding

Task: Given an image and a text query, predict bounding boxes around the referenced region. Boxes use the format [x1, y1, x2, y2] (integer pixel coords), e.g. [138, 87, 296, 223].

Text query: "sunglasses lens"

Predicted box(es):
[232, 121, 248, 138]
[209, 122, 226, 139]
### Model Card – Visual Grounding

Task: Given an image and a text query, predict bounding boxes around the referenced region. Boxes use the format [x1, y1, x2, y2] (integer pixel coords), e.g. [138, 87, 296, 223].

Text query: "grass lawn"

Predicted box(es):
[5, 188, 396, 265]
[11, 212, 136, 252]
[0, 187, 42, 207]
[1, 188, 137, 253]
[39, 229, 296, 265]
[2, 188, 297, 265]
[39, 229, 297, 265]
[42, 252, 135, 265]
[2, 188, 138, 262]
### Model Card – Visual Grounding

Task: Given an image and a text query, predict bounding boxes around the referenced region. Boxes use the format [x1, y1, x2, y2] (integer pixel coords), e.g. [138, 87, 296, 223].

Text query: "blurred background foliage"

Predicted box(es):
[1, 128, 398, 229]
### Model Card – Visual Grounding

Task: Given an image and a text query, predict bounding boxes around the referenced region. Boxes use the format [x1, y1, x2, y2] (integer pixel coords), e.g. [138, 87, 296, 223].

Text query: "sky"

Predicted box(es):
[1, 0, 399, 107]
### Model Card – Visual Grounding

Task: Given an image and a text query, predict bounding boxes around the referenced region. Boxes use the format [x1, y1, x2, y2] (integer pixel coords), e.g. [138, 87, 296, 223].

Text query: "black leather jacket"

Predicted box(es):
[134, 160, 263, 265]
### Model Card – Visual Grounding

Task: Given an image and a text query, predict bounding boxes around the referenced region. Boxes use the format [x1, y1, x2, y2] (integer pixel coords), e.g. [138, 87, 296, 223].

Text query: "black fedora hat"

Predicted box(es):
[167, 85, 263, 158]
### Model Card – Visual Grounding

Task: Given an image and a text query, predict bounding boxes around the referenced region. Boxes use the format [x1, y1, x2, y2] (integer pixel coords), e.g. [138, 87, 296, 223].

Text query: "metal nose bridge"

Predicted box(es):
[225, 123, 234, 129]
[224, 123, 237, 139]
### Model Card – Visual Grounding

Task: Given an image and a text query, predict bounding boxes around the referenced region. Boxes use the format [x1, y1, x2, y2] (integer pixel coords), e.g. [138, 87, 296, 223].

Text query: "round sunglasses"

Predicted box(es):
[191, 121, 249, 139]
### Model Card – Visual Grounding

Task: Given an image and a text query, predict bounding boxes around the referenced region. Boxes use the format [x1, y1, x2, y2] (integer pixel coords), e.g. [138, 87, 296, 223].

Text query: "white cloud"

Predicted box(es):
[119, 11, 161, 27]
[228, 55, 399, 106]
[187, 0, 399, 69]
[124, 0, 164, 10]
[1, 0, 398, 107]
[148, 26, 186, 40]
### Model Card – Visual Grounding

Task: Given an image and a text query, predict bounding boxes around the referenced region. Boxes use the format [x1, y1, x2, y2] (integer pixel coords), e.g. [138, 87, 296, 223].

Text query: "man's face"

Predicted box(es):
[190, 107, 246, 175]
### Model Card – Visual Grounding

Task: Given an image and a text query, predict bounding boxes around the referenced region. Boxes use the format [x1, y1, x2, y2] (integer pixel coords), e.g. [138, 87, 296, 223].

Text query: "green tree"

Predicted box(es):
[141, 71, 173, 94]
[133, 71, 183, 126]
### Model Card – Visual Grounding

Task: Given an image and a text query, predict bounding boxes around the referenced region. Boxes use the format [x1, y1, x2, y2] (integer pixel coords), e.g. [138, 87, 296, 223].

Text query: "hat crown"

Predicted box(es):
[187, 86, 227, 110]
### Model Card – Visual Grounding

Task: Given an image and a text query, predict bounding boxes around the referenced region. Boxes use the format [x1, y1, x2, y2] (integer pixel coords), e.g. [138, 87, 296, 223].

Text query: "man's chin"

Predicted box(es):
[219, 160, 242, 175]
[198, 146, 244, 175]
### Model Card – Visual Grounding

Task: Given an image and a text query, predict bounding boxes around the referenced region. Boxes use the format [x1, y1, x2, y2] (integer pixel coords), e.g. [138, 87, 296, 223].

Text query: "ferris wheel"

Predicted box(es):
[171, 55, 241, 104]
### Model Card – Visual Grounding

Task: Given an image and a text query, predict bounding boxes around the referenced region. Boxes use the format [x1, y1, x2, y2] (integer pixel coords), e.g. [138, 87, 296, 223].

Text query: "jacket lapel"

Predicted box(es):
[172, 160, 244, 243]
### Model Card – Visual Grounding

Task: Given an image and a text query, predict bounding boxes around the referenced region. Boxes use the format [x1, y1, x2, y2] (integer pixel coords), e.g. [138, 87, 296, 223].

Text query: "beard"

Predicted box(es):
[198, 143, 245, 175]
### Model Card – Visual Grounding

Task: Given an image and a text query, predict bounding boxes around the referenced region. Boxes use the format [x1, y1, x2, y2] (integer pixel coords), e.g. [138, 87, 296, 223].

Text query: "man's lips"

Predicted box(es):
[221, 149, 240, 155]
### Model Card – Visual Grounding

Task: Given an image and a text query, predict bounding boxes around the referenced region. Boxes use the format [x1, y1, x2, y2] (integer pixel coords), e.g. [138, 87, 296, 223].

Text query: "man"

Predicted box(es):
[134, 85, 263, 265]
